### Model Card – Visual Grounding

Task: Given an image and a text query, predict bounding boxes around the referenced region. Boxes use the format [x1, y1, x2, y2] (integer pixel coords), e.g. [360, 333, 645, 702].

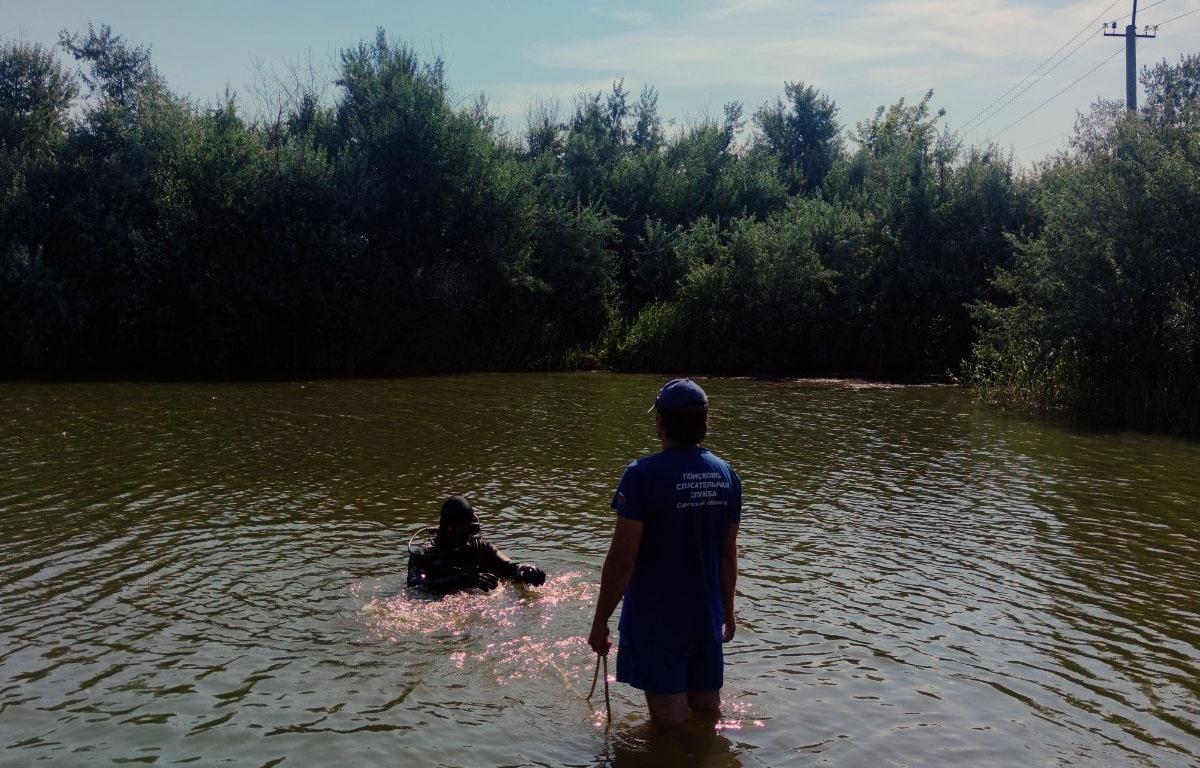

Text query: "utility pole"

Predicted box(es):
[1104, 0, 1157, 111]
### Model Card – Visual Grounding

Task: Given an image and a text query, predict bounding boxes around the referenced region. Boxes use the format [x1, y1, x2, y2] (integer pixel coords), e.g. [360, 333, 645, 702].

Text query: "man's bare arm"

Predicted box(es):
[588, 516, 644, 654]
[721, 521, 739, 642]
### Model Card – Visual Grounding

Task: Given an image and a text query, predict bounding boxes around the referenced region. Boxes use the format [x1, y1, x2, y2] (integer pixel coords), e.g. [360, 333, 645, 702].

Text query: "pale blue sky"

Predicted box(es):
[4, 0, 1199, 163]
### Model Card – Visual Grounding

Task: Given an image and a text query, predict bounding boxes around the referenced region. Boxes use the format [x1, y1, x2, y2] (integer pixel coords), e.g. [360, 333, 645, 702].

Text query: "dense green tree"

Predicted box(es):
[561, 83, 629, 204]
[59, 23, 153, 111]
[755, 81, 842, 194]
[522, 202, 620, 360]
[43, 24, 186, 375]
[328, 30, 533, 373]
[0, 40, 76, 155]
[838, 93, 954, 372]
[631, 86, 664, 151]
[1142, 53, 1200, 129]
[623, 217, 685, 311]
[617, 207, 839, 374]
[0, 40, 78, 371]
[969, 57, 1200, 432]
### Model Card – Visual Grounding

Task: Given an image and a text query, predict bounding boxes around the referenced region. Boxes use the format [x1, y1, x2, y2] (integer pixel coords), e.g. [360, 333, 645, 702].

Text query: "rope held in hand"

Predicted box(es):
[586, 653, 611, 724]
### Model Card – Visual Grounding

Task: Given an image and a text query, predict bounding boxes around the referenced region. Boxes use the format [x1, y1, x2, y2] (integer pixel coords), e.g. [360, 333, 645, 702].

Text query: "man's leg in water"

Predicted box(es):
[645, 692, 689, 727]
[687, 689, 721, 718]
[645, 690, 721, 726]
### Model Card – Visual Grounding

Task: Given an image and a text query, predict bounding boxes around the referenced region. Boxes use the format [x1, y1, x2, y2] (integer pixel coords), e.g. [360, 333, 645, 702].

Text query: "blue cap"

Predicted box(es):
[649, 378, 709, 413]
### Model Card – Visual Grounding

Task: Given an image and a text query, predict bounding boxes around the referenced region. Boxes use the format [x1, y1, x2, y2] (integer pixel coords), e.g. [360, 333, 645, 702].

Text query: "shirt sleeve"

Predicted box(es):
[611, 461, 647, 522]
[728, 466, 742, 525]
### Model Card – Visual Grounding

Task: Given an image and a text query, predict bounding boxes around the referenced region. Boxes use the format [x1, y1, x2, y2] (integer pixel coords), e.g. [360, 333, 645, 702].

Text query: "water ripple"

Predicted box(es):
[1, 375, 1197, 767]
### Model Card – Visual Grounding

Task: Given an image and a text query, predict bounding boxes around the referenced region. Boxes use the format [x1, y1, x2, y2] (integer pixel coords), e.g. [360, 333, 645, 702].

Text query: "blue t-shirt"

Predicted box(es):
[611, 446, 742, 645]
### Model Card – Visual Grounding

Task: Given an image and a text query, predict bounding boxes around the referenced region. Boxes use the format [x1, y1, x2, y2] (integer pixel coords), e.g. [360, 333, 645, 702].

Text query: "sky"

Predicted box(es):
[4, 0, 1199, 165]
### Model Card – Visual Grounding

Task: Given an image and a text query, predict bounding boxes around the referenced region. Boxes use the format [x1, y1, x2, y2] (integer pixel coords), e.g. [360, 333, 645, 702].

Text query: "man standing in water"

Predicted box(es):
[588, 379, 741, 727]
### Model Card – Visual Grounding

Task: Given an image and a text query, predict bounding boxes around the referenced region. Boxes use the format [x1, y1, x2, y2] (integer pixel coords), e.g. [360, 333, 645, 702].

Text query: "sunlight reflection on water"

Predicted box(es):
[358, 571, 596, 641]
[355, 571, 767, 739]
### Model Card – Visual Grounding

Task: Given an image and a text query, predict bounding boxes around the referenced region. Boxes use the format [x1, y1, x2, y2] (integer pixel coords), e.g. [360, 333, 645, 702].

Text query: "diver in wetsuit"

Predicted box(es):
[407, 496, 546, 593]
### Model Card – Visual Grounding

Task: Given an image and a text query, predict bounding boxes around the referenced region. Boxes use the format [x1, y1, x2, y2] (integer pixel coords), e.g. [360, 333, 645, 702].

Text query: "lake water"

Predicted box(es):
[1, 374, 1198, 767]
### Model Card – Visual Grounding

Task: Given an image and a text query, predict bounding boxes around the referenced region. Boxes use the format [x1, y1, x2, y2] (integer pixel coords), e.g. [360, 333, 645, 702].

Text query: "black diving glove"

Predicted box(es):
[468, 572, 499, 591]
[517, 564, 546, 587]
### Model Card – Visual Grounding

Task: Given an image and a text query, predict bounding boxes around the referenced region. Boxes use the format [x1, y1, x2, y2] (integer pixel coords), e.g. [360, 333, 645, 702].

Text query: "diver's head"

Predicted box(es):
[437, 495, 481, 549]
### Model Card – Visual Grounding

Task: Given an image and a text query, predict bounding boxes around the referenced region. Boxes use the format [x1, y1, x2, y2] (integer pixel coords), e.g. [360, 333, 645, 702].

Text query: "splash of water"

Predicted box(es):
[358, 571, 595, 640]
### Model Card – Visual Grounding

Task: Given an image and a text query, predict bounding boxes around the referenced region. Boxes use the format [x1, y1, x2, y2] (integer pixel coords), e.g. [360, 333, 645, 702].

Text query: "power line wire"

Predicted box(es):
[959, 0, 1123, 133]
[991, 2, 1193, 147]
[972, 1, 1186, 138]
[965, 30, 1099, 136]
[1019, 131, 1069, 152]
[1110, 0, 1171, 21]
[988, 48, 1124, 142]
[1151, 6, 1200, 25]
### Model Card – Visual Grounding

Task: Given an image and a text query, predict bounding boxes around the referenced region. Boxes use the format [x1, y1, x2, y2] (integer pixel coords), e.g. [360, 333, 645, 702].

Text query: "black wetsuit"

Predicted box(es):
[406, 536, 522, 593]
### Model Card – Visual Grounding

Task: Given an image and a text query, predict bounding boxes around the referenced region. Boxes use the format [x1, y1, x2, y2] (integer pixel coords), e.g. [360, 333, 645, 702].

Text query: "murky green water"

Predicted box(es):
[1, 374, 1198, 767]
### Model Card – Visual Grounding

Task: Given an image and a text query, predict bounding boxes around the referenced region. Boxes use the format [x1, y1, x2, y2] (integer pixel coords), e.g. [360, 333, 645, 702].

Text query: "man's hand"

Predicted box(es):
[722, 614, 736, 643]
[470, 572, 499, 591]
[588, 621, 611, 656]
[517, 564, 546, 587]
